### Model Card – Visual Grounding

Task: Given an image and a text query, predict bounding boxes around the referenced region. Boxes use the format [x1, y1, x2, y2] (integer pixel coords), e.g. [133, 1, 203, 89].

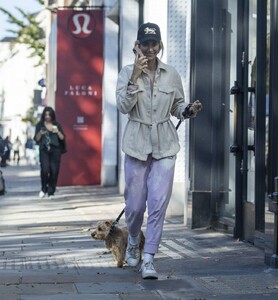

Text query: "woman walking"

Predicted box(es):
[13, 136, 22, 165]
[116, 23, 202, 279]
[34, 107, 65, 198]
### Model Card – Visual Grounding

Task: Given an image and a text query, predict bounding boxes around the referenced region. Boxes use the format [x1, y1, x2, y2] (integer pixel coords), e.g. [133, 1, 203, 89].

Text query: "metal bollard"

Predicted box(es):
[270, 176, 278, 268]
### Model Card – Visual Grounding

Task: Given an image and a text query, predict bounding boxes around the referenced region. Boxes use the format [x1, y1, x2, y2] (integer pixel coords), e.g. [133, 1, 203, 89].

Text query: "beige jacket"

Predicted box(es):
[116, 59, 187, 161]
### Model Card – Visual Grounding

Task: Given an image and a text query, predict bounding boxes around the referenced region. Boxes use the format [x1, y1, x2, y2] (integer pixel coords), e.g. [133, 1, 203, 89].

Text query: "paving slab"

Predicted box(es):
[74, 281, 143, 294]
[0, 283, 75, 298]
[21, 294, 119, 300]
[119, 291, 163, 300]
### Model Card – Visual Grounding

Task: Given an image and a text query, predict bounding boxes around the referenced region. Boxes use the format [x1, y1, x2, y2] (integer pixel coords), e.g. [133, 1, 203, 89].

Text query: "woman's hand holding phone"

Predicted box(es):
[40, 128, 46, 135]
[131, 41, 148, 83]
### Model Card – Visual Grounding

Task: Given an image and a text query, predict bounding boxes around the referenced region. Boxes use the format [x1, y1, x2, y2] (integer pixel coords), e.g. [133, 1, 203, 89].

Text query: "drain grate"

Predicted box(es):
[198, 275, 278, 295]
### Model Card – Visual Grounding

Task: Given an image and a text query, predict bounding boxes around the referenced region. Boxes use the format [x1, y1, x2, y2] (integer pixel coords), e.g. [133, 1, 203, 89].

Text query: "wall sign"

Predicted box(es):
[56, 9, 103, 186]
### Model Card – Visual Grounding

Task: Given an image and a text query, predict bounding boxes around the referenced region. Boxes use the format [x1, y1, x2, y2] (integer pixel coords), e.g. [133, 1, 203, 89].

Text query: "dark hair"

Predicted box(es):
[159, 41, 164, 59]
[40, 106, 56, 123]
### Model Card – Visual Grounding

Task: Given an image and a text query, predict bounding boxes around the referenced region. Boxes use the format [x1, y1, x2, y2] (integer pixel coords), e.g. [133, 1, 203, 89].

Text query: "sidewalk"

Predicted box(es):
[0, 164, 278, 300]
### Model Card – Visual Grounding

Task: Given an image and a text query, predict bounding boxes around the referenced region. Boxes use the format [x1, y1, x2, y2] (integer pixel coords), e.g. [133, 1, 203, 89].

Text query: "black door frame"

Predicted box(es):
[265, 0, 278, 268]
[255, 0, 267, 233]
[232, 0, 245, 240]
[233, 0, 267, 240]
[268, 0, 278, 193]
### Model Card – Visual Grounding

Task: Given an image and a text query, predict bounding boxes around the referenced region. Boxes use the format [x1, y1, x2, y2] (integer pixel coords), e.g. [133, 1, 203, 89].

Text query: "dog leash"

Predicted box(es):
[175, 104, 193, 130]
[109, 208, 125, 235]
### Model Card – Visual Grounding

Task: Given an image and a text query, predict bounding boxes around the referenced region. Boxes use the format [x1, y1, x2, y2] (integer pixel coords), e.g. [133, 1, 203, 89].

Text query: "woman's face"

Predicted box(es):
[139, 40, 160, 61]
[44, 111, 52, 122]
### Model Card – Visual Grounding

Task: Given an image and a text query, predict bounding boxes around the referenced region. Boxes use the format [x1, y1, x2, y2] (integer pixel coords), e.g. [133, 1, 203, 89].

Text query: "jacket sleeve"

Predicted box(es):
[170, 72, 188, 119]
[116, 66, 143, 114]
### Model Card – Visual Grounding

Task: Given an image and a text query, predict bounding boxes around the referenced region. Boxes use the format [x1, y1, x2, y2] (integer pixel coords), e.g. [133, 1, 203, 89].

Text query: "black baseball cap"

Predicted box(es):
[137, 22, 161, 43]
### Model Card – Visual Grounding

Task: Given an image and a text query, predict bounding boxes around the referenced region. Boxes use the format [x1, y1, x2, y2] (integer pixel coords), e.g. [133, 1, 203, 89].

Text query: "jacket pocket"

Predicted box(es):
[157, 87, 175, 113]
[158, 87, 174, 94]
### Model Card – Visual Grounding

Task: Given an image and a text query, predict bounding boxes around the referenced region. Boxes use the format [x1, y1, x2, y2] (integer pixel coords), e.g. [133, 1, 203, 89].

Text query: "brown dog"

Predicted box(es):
[91, 220, 145, 268]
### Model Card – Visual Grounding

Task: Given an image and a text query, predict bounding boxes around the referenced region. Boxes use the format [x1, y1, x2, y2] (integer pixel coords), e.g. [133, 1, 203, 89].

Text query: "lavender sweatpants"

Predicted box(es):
[124, 154, 176, 254]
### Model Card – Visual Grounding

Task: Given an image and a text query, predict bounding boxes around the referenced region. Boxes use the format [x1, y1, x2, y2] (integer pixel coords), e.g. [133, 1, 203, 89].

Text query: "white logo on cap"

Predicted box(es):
[144, 27, 156, 35]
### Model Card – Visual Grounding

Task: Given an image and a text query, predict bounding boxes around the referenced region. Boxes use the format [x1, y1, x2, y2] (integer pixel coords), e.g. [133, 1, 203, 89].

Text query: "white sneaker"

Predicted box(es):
[125, 240, 140, 267]
[39, 191, 45, 198]
[140, 261, 158, 279]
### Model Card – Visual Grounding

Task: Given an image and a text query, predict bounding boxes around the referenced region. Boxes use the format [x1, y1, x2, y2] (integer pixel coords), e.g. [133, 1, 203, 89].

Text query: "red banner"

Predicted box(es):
[56, 9, 103, 186]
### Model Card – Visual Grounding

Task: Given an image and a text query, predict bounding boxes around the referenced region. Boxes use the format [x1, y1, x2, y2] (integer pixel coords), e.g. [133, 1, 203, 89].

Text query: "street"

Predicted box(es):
[0, 163, 277, 299]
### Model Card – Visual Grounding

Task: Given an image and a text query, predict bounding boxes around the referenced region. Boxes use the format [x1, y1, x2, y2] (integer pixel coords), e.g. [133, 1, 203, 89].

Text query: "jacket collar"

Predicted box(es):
[156, 58, 168, 71]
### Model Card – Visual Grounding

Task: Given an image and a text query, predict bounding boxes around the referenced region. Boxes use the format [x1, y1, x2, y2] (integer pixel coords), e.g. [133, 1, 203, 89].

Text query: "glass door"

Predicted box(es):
[223, 0, 238, 221]
[243, 0, 257, 242]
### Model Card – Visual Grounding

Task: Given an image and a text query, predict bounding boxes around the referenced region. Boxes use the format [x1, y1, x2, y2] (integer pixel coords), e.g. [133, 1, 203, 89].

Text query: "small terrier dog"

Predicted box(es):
[91, 220, 145, 268]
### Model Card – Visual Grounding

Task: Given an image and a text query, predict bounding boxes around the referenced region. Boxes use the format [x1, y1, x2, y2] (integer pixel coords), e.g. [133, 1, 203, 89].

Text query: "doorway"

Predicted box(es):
[190, 0, 268, 243]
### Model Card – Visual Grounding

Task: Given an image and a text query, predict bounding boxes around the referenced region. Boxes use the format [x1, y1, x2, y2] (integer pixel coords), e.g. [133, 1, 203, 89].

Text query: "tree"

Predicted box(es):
[0, 0, 45, 66]
[22, 106, 39, 125]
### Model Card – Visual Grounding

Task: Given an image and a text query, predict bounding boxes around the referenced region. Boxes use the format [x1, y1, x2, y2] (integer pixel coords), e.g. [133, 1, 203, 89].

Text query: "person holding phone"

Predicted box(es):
[116, 23, 202, 279]
[34, 106, 65, 198]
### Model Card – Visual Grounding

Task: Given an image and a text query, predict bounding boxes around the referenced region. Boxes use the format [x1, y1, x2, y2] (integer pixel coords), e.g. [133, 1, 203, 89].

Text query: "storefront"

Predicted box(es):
[190, 0, 278, 267]
[45, 1, 278, 265]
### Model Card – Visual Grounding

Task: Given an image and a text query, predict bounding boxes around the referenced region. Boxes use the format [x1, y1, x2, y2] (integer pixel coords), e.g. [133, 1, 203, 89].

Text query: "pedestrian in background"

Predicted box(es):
[116, 22, 202, 279]
[0, 135, 5, 195]
[13, 136, 22, 165]
[1, 136, 12, 167]
[34, 106, 65, 198]
[25, 135, 35, 165]
[0, 135, 6, 163]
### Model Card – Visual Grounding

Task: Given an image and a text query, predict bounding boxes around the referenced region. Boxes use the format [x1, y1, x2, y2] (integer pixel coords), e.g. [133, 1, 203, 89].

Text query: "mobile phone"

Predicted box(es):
[133, 42, 143, 57]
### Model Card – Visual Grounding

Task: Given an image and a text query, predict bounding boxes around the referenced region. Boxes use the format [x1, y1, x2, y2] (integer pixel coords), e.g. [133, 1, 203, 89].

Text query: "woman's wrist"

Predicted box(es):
[57, 131, 64, 139]
[130, 75, 138, 84]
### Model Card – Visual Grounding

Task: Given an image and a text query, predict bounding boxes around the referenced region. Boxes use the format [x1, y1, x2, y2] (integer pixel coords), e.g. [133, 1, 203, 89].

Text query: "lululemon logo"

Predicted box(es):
[68, 13, 95, 38]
